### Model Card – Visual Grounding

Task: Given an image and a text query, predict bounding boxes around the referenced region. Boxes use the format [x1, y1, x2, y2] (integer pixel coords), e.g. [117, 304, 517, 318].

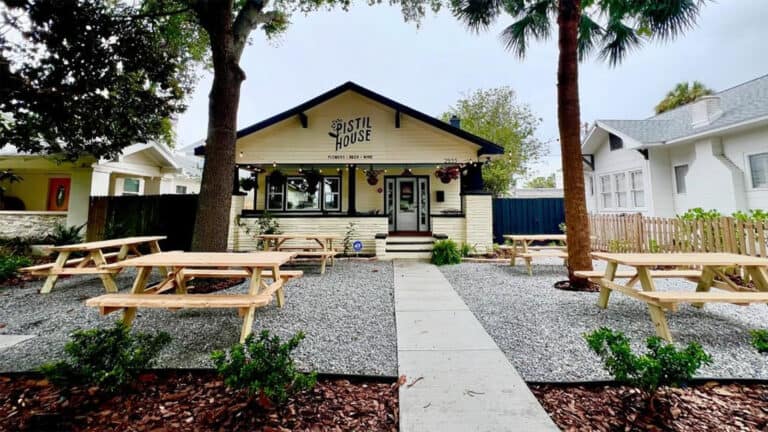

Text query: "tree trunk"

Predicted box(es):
[191, 6, 243, 252]
[557, 0, 593, 284]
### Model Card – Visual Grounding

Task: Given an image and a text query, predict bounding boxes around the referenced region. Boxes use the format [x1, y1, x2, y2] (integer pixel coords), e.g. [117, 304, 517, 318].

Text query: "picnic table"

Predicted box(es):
[256, 233, 340, 274]
[86, 251, 299, 343]
[590, 252, 768, 341]
[21, 236, 165, 294]
[502, 234, 568, 275]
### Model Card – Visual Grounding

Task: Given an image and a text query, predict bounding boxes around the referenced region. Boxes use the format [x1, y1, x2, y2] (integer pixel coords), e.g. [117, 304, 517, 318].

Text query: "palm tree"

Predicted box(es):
[655, 80, 713, 114]
[451, 0, 706, 287]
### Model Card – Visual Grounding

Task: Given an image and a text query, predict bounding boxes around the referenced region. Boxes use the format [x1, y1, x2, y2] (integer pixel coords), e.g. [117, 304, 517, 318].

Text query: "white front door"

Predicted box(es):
[395, 178, 418, 231]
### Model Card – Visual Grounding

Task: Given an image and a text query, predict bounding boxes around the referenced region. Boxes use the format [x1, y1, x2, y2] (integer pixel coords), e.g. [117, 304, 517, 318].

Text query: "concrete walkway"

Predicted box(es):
[394, 260, 558, 431]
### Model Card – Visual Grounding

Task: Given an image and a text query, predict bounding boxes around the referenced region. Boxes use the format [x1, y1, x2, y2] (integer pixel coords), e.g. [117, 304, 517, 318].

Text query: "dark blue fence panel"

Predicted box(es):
[492, 198, 565, 244]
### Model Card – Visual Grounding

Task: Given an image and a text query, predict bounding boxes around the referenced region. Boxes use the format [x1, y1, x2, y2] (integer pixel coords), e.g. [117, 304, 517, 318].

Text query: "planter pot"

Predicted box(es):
[30, 244, 54, 256]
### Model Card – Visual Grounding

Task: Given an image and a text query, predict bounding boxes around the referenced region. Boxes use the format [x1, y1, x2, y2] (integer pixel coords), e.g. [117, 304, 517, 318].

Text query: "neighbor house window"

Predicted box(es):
[599, 175, 612, 208]
[614, 173, 627, 207]
[674, 164, 688, 194]
[630, 170, 644, 207]
[266, 180, 284, 210]
[749, 152, 768, 188]
[122, 178, 140, 196]
[609, 133, 623, 151]
[323, 177, 341, 211]
[586, 175, 594, 196]
[176, 185, 187, 194]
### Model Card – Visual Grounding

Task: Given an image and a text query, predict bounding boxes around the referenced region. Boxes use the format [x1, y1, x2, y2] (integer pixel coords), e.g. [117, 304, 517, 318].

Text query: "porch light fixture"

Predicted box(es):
[239, 152, 243, 157]
[272, 161, 277, 167]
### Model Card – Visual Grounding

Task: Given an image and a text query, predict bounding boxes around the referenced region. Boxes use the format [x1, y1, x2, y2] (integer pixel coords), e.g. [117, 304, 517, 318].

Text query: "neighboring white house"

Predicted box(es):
[0, 142, 202, 238]
[582, 74, 768, 217]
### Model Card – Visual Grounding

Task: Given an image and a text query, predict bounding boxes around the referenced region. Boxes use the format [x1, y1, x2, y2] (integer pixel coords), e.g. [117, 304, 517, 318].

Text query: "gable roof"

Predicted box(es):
[584, 73, 768, 152]
[235, 81, 505, 156]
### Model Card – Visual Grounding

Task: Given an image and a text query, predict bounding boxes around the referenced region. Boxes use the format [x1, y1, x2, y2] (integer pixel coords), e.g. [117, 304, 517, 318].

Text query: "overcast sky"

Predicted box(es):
[176, 0, 768, 178]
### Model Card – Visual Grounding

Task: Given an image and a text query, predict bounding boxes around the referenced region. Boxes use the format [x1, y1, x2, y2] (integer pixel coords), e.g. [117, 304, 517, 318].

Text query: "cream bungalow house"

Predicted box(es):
[0, 142, 200, 239]
[221, 82, 504, 257]
[582, 74, 768, 217]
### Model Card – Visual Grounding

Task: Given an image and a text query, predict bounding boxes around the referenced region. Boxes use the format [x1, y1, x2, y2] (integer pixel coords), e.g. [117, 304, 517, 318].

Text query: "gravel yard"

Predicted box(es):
[441, 259, 768, 382]
[0, 261, 397, 377]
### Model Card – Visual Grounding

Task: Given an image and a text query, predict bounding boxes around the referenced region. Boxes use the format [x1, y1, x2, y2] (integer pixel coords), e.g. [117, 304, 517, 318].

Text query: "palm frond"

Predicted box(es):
[498, 1, 553, 58]
[639, 0, 705, 41]
[577, 14, 603, 62]
[450, 0, 508, 32]
[598, 18, 641, 67]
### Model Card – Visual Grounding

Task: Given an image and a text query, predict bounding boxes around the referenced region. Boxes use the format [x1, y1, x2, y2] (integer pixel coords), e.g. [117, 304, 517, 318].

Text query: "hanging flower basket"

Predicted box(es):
[269, 169, 286, 186]
[302, 169, 322, 195]
[435, 166, 460, 184]
[364, 168, 384, 185]
[240, 176, 256, 191]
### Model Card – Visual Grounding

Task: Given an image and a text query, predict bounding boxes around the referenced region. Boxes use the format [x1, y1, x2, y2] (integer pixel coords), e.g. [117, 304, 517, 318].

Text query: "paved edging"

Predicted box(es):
[394, 260, 558, 431]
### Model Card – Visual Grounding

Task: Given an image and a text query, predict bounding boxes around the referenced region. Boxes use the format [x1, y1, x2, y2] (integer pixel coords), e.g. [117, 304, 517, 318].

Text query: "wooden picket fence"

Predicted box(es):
[589, 214, 768, 257]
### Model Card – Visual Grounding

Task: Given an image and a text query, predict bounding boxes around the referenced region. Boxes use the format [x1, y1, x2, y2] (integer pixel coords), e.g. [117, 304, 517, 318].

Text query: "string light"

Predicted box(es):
[272, 161, 277, 167]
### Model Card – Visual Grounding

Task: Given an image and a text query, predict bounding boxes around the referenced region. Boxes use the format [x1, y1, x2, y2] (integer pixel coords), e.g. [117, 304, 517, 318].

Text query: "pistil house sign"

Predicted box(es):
[328, 117, 373, 160]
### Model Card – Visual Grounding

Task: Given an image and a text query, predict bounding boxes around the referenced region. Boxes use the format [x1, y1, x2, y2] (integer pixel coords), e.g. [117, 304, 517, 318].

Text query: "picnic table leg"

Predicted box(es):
[240, 268, 262, 343]
[692, 266, 716, 308]
[173, 267, 188, 294]
[637, 266, 673, 342]
[596, 261, 618, 308]
[273, 265, 285, 307]
[320, 255, 327, 274]
[40, 251, 70, 294]
[124, 266, 152, 325]
[90, 250, 118, 293]
[746, 266, 768, 292]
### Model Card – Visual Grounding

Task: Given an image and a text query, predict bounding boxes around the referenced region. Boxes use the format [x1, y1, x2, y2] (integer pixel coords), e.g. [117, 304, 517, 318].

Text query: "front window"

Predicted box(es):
[122, 178, 140, 196]
[286, 177, 320, 210]
[599, 175, 612, 208]
[267, 175, 341, 211]
[614, 173, 627, 208]
[630, 170, 644, 207]
[749, 152, 768, 188]
[674, 164, 688, 194]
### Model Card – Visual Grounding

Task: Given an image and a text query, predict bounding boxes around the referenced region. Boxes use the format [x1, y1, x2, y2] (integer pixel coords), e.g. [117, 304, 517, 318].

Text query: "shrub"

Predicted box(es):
[48, 222, 85, 246]
[677, 207, 721, 221]
[750, 329, 768, 353]
[459, 242, 476, 257]
[211, 330, 316, 407]
[0, 254, 32, 282]
[733, 209, 768, 222]
[608, 239, 632, 253]
[0, 237, 32, 256]
[585, 328, 711, 410]
[39, 321, 171, 393]
[431, 239, 462, 266]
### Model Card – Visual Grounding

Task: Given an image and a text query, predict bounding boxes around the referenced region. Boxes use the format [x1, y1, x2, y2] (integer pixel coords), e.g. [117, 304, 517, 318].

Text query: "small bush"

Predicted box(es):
[431, 239, 462, 266]
[459, 242, 476, 257]
[342, 222, 359, 255]
[48, 222, 85, 245]
[211, 330, 316, 406]
[677, 207, 721, 221]
[39, 321, 171, 393]
[0, 237, 32, 255]
[0, 254, 32, 282]
[585, 328, 711, 398]
[750, 329, 768, 353]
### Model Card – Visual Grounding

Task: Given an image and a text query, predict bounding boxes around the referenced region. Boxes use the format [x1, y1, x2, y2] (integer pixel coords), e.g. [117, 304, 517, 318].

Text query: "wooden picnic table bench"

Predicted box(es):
[591, 252, 768, 342]
[21, 236, 165, 294]
[503, 234, 568, 275]
[86, 251, 298, 343]
[256, 234, 341, 274]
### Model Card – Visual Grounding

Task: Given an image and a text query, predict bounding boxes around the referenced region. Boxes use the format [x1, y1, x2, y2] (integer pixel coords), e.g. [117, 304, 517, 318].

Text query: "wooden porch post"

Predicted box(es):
[348, 164, 357, 215]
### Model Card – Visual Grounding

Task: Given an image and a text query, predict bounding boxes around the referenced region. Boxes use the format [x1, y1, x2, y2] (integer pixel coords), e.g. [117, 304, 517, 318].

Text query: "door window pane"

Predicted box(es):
[286, 177, 320, 210]
[323, 177, 340, 211]
[749, 153, 768, 188]
[266, 180, 284, 210]
[674, 165, 688, 194]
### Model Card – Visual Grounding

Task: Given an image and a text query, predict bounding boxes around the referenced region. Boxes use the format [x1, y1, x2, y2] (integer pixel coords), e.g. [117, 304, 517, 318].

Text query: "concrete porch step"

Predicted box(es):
[383, 251, 432, 260]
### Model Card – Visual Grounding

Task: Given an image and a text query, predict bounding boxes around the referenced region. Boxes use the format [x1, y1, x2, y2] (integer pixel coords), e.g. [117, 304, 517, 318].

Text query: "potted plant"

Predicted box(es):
[363, 167, 384, 185]
[239, 176, 256, 191]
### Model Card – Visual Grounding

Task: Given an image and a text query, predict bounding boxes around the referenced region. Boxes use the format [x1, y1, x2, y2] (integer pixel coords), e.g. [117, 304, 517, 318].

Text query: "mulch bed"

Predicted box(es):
[0, 371, 398, 431]
[531, 382, 768, 431]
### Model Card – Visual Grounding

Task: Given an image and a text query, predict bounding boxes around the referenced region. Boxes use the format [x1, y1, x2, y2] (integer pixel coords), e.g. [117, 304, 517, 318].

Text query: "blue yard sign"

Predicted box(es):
[352, 240, 363, 252]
